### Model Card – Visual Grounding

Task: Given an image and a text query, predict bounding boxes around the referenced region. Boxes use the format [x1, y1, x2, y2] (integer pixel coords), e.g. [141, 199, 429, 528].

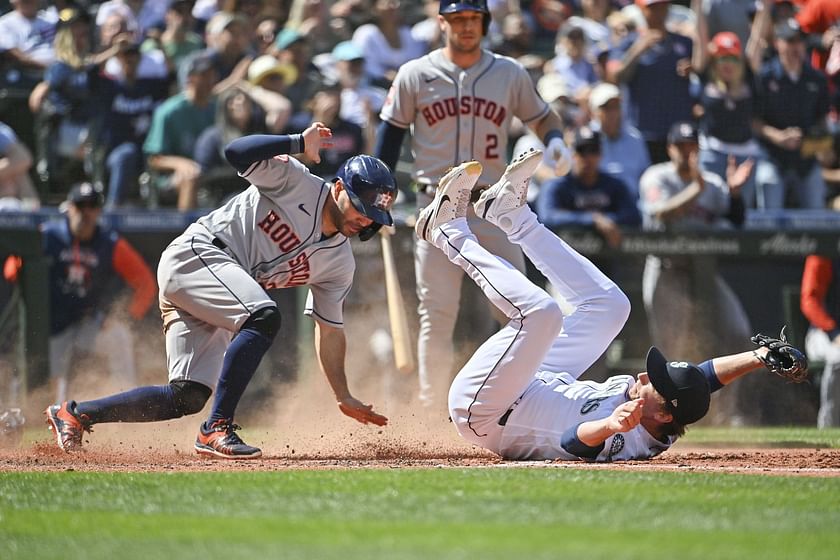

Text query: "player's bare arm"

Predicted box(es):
[313, 319, 389, 427]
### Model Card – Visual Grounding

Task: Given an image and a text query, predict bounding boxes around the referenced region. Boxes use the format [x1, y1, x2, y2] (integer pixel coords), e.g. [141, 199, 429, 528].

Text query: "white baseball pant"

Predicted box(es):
[437, 207, 630, 453]
[415, 190, 526, 409]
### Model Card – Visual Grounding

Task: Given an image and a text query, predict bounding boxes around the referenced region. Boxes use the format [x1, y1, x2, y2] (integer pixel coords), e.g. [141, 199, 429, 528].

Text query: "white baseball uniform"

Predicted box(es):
[437, 208, 676, 461]
[381, 49, 550, 407]
[157, 155, 355, 388]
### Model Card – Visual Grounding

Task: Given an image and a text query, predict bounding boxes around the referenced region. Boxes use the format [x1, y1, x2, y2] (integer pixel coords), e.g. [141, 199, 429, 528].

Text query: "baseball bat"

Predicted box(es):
[380, 227, 415, 374]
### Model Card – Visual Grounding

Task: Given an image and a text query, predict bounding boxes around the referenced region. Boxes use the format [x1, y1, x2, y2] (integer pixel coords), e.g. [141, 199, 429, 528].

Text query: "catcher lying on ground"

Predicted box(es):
[419, 151, 808, 462]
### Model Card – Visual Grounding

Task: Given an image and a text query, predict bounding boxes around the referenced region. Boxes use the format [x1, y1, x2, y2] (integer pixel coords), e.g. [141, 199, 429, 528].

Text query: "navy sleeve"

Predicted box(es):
[698, 359, 724, 393]
[535, 178, 596, 228]
[604, 177, 642, 226]
[561, 423, 605, 460]
[373, 121, 407, 172]
[223, 134, 303, 174]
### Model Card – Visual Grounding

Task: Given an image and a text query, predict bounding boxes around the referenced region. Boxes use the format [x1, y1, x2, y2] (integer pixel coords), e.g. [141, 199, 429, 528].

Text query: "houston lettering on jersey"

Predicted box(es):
[421, 96, 507, 127]
[258, 210, 303, 253]
[257, 210, 311, 287]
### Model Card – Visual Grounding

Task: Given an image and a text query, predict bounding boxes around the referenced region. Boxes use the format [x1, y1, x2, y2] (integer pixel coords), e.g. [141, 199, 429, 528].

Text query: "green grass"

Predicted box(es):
[682, 426, 840, 448]
[2, 469, 839, 559]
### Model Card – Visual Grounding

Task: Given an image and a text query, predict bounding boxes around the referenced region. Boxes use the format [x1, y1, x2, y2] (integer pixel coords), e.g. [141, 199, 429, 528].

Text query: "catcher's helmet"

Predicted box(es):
[439, 0, 491, 35]
[335, 155, 397, 241]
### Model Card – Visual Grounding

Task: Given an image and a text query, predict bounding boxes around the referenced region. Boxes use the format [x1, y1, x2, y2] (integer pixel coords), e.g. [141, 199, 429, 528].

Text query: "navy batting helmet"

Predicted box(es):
[335, 155, 397, 241]
[439, 0, 491, 35]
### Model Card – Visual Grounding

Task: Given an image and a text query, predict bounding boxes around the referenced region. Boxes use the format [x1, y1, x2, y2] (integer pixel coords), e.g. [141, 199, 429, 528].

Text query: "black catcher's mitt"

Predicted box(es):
[750, 326, 809, 383]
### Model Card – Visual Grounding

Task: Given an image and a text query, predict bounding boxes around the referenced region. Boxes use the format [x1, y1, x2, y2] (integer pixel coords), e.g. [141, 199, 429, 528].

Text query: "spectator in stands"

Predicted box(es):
[801, 254, 840, 428]
[141, 0, 205, 72]
[823, 128, 840, 209]
[754, 18, 831, 209]
[331, 41, 386, 141]
[2, 182, 156, 403]
[29, 8, 118, 194]
[548, 24, 598, 97]
[692, 0, 769, 208]
[639, 121, 753, 361]
[587, 82, 650, 199]
[99, 10, 169, 82]
[795, 0, 840, 82]
[411, 0, 444, 51]
[205, 11, 254, 94]
[95, 40, 170, 209]
[221, 0, 267, 46]
[194, 87, 266, 189]
[143, 50, 217, 210]
[305, 79, 365, 178]
[608, 0, 693, 164]
[351, 0, 425, 89]
[0, 121, 39, 211]
[566, 0, 612, 51]
[607, 9, 637, 48]
[273, 29, 324, 122]
[493, 10, 535, 60]
[512, 74, 575, 204]
[239, 54, 294, 133]
[0, 0, 56, 154]
[536, 125, 641, 248]
[96, 0, 172, 37]
[254, 12, 282, 55]
[700, 0, 756, 48]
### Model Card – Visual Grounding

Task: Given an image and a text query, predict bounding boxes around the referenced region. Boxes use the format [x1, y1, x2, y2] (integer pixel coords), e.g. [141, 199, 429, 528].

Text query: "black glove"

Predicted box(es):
[750, 326, 809, 383]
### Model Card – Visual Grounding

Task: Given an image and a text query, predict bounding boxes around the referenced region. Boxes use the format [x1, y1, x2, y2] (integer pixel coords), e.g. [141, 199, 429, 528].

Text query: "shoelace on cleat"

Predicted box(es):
[211, 423, 248, 446]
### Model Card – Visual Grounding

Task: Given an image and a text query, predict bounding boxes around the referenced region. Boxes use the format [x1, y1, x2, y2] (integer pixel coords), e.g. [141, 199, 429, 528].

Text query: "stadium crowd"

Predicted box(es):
[1, 0, 840, 436]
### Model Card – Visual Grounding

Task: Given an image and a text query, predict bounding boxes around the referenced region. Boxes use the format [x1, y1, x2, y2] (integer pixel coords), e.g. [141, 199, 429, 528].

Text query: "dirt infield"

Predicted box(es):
[3, 442, 839, 477]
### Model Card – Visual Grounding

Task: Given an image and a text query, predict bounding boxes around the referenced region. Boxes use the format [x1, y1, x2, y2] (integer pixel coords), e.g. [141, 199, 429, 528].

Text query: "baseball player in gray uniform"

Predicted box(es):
[374, 0, 572, 410]
[417, 149, 805, 461]
[46, 122, 392, 459]
[640, 121, 754, 361]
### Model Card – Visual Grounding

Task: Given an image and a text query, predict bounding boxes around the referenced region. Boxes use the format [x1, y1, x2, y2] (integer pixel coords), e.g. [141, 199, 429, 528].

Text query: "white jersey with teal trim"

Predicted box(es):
[380, 48, 550, 187]
[195, 154, 354, 326]
[498, 372, 676, 462]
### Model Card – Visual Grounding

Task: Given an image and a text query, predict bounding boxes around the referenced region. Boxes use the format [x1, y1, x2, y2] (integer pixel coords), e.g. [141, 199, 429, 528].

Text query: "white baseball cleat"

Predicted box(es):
[473, 148, 542, 226]
[415, 160, 483, 241]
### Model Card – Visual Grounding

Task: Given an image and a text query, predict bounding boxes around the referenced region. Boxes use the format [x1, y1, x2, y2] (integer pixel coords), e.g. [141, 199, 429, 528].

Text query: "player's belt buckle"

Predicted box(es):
[212, 237, 227, 250]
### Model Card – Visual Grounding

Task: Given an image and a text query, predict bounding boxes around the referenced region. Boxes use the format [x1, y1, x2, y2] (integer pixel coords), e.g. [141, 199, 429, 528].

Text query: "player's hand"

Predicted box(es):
[606, 398, 644, 433]
[302, 121, 333, 164]
[338, 396, 389, 426]
[543, 136, 572, 177]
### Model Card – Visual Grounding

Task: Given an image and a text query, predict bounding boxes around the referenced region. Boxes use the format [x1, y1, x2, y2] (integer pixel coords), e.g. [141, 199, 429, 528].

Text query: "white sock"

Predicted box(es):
[498, 205, 539, 239]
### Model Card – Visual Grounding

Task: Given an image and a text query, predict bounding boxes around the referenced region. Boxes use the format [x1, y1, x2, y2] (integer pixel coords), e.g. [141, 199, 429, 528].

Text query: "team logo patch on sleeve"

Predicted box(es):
[608, 434, 625, 460]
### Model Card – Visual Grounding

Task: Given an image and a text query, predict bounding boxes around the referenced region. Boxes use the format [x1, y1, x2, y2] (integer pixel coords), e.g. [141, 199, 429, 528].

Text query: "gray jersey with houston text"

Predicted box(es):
[380, 49, 549, 186]
[196, 155, 354, 326]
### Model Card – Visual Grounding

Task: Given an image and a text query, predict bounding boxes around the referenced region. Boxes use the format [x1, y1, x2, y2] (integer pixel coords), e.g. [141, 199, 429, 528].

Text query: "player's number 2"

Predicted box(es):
[485, 134, 499, 159]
